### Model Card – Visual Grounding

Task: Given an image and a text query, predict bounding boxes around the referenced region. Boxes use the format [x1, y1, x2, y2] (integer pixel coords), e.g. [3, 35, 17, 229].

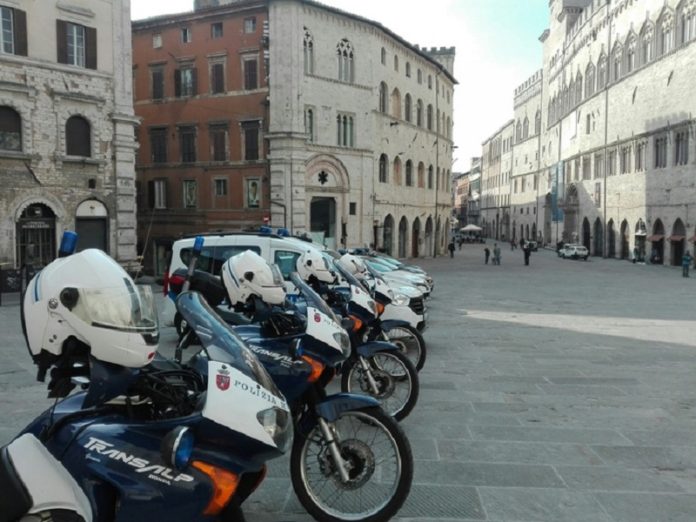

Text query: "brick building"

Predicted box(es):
[0, 0, 138, 285]
[132, 0, 268, 275]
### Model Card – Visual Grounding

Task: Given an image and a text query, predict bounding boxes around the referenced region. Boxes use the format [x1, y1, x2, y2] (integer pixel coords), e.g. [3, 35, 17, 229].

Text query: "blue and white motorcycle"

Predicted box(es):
[0, 247, 291, 522]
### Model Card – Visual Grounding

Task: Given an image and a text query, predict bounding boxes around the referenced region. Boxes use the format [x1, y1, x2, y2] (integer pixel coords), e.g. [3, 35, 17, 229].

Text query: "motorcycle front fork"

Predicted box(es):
[317, 417, 351, 483]
[358, 356, 381, 394]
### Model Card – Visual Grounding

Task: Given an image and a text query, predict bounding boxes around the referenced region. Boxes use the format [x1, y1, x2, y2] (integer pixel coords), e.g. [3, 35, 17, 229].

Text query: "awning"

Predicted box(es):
[647, 234, 664, 242]
[669, 235, 685, 242]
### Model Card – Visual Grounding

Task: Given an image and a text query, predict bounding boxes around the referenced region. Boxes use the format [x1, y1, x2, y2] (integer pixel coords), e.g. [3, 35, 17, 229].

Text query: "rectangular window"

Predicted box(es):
[175, 66, 197, 97]
[243, 57, 258, 90]
[67, 23, 85, 67]
[209, 125, 228, 161]
[586, 114, 591, 134]
[620, 145, 631, 174]
[514, 179, 518, 193]
[244, 17, 256, 34]
[183, 180, 197, 208]
[1, 6, 14, 54]
[574, 157, 580, 181]
[153, 179, 167, 209]
[150, 128, 167, 163]
[214, 178, 227, 197]
[594, 153, 604, 179]
[635, 141, 646, 171]
[246, 178, 260, 208]
[349, 202, 357, 215]
[274, 250, 300, 280]
[594, 182, 601, 207]
[151, 66, 164, 100]
[655, 136, 668, 168]
[211, 22, 223, 39]
[152, 33, 162, 48]
[336, 114, 354, 148]
[675, 130, 689, 166]
[305, 108, 314, 143]
[582, 156, 591, 180]
[608, 150, 616, 176]
[179, 126, 196, 163]
[181, 27, 191, 43]
[57, 20, 96, 68]
[210, 62, 225, 94]
[242, 121, 259, 161]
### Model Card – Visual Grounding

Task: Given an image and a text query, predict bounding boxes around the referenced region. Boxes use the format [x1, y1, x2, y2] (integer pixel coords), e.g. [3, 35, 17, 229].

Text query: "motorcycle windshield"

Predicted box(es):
[331, 258, 369, 292]
[289, 272, 340, 324]
[175, 291, 283, 399]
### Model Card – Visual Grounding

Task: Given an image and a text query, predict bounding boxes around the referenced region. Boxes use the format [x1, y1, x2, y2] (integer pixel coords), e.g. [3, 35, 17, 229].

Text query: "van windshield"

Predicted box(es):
[180, 245, 261, 275]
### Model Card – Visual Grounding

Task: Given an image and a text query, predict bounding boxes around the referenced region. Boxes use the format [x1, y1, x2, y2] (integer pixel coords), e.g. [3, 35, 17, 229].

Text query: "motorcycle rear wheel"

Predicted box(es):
[340, 351, 419, 421]
[290, 406, 413, 522]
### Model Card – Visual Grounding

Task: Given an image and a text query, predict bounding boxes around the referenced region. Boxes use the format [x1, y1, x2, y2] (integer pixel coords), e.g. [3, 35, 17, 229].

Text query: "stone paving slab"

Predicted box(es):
[555, 465, 686, 492]
[595, 492, 696, 522]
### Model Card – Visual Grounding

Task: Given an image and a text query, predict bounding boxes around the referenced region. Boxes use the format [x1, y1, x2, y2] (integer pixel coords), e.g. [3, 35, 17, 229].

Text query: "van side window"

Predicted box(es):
[274, 250, 300, 280]
[180, 245, 260, 274]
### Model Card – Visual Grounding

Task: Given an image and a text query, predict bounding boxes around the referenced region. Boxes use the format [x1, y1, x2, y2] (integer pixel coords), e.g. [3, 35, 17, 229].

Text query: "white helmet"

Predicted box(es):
[22, 249, 159, 370]
[296, 249, 336, 284]
[221, 250, 286, 306]
[337, 253, 367, 281]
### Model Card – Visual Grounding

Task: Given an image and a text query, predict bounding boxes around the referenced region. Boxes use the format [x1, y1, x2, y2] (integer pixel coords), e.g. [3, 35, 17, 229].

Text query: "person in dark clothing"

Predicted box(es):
[484, 247, 490, 264]
[682, 251, 693, 277]
[448, 241, 455, 258]
[523, 242, 531, 266]
[519, 237, 525, 249]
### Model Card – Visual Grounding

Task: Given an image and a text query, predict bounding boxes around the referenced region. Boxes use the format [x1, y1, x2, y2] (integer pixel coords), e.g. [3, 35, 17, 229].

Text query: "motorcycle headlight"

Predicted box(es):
[392, 292, 409, 306]
[257, 407, 292, 453]
[333, 331, 351, 355]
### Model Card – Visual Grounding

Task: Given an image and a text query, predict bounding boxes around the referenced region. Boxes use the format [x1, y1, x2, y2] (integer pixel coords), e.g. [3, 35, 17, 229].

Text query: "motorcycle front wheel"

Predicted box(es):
[340, 351, 419, 421]
[380, 325, 427, 371]
[290, 407, 413, 522]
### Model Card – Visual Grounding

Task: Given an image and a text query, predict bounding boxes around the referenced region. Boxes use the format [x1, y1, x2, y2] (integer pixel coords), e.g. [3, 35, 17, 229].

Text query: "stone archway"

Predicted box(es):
[412, 217, 421, 258]
[635, 219, 647, 262]
[670, 218, 686, 266]
[305, 154, 350, 245]
[75, 199, 108, 252]
[383, 214, 395, 256]
[582, 217, 591, 250]
[16, 203, 57, 269]
[620, 219, 630, 259]
[607, 219, 616, 258]
[398, 216, 408, 258]
[650, 219, 665, 264]
[593, 218, 603, 256]
[424, 216, 433, 256]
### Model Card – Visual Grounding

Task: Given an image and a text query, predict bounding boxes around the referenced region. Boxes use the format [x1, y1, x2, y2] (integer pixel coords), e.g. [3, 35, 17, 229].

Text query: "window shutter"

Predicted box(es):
[174, 69, 181, 97]
[245, 59, 257, 90]
[85, 26, 97, 69]
[152, 70, 163, 100]
[212, 63, 224, 94]
[13, 9, 27, 56]
[56, 20, 67, 64]
[164, 179, 170, 209]
[191, 68, 198, 95]
[147, 180, 155, 209]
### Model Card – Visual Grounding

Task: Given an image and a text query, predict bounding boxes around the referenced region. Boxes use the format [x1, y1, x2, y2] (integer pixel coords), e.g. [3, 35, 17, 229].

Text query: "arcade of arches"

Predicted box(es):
[380, 213, 444, 257]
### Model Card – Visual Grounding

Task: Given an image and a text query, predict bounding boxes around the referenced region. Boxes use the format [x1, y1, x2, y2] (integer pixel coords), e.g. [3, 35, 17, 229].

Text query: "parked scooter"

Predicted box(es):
[1, 245, 291, 522]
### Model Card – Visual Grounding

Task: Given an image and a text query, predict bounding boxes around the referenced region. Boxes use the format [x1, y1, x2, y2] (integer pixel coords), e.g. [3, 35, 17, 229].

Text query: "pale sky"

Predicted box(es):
[131, 0, 549, 172]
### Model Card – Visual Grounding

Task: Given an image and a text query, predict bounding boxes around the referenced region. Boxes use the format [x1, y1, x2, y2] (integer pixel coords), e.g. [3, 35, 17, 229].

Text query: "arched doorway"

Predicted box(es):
[620, 219, 629, 259]
[383, 214, 394, 256]
[75, 199, 108, 252]
[635, 219, 647, 262]
[412, 218, 421, 258]
[649, 219, 665, 264]
[310, 197, 336, 250]
[607, 219, 616, 258]
[435, 217, 441, 256]
[398, 216, 408, 258]
[501, 213, 510, 241]
[593, 218, 603, 256]
[16, 203, 57, 268]
[424, 216, 433, 256]
[582, 218, 591, 250]
[670, 218, 686, 266]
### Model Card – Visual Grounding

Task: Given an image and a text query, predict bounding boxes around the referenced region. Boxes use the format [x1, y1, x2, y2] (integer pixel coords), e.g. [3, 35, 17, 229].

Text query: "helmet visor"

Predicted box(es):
[269, 263, 284, 286]
[71, 283, 159, 333]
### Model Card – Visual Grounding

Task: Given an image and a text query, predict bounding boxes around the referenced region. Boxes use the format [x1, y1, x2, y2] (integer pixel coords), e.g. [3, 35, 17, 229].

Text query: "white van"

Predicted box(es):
[163, 232, 427, 331]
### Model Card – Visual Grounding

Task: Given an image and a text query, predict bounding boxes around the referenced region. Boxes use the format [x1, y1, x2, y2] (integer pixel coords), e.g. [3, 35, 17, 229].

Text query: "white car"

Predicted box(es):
[561, 244, 589, 260]
[363, 258, 432, 297]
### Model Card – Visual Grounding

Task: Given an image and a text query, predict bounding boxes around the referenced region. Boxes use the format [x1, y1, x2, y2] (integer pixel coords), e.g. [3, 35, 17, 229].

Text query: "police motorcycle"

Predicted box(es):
[0, 243, 291, 522]
[295, 251, 419, 422]
[336, 254, 427, 372]
[177, 249, 413, 522]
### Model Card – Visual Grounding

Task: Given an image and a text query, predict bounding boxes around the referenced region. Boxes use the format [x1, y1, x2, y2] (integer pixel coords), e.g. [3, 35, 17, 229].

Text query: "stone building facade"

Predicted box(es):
[481, 0, 696, 265]
[0, 0, 138, 283]
[132, 0, 268, 276]
[267, 0, 456, 257]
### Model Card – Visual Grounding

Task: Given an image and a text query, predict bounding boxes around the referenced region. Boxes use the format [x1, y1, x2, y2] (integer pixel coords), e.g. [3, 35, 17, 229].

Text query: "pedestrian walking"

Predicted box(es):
[519, 237, 525, 249]
[484, 247, 490, 264]
[448, 241, 455, 258]
[523, 242, 531, 266]
[682, 251, 693, 277]
[493, 243, 501, 265]
[510, 240, 516, 251]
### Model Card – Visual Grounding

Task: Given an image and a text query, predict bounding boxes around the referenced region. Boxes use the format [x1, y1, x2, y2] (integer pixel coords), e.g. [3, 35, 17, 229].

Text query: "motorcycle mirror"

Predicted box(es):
[161, 426, 195, 470]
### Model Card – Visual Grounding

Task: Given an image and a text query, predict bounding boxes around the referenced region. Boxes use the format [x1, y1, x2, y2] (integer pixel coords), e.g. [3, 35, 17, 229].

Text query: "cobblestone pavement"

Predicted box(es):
[2, 245, 696, 521]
